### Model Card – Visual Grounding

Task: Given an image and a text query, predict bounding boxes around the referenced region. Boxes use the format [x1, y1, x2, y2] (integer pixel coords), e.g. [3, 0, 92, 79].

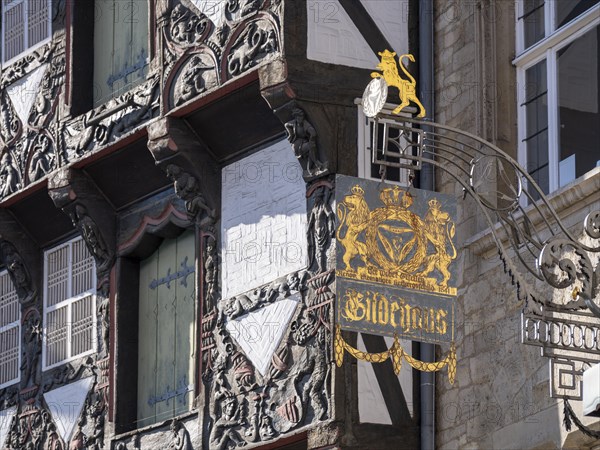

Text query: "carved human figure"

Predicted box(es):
[294, 324, 328, 421]
[204, 237, 218, 313]
[308, 187, 335, 273]
[21, 313, 42, 389]
[0, 152, 20, 198]
[168, 419, 192, 450]
[0, 240, 35, 304]
[29, 134, 54, 182]
[210, 394, 247, 449]
[70, 204, 111, 270]
[98, 296, 110, 356]
[177, 56, 214, 106]
[284, 108, 326, 176]
[165, 164, 211, 219]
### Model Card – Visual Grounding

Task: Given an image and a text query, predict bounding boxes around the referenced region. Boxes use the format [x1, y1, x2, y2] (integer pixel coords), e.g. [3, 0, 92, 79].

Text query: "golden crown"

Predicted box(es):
[428, 198, 441, 209]
[379, 186, 407, 206]
[351, 185, 364, 196]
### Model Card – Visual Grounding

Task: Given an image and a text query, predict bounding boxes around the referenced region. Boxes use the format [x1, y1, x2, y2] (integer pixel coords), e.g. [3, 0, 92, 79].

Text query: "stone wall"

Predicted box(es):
[433, 1, 600, 448]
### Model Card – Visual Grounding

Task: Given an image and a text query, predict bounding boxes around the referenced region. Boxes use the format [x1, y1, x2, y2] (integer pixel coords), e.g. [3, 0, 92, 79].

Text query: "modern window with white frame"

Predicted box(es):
[0, 269, 20, 389]
[43, 236, 97, 370]
[515, 1, 600, 199]
[1, 0, 52, 64]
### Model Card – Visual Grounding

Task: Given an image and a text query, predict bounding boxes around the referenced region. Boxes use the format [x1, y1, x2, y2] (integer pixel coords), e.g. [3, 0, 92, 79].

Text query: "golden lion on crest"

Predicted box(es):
[371, 50, 426, 118]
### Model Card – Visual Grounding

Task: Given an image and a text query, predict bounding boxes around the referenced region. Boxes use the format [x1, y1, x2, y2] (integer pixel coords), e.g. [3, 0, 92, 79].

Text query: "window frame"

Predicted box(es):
[1, 0, 52, 65]
[0, 268, 21, 389]
[42, 235, 97, 371]
[514, 2, 600, 194]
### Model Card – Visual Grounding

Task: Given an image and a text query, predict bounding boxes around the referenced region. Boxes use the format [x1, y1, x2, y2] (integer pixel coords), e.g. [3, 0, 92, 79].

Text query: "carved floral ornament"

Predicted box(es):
[0, 1, 282, 203]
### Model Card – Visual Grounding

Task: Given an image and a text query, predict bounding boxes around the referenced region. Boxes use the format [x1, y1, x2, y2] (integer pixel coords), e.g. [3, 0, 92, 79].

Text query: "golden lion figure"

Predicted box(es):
[371, 50, 426, 118]
[337, 186, 370, 271]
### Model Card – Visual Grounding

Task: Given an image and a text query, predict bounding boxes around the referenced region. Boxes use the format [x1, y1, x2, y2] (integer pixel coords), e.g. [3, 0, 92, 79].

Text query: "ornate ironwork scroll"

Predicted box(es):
[364, 111, 600, 316]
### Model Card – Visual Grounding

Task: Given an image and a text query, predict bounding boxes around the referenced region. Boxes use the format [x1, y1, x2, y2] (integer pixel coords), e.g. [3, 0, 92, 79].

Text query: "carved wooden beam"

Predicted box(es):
[147, 117, 220, 225]
[0, 210, 40, 306]
[47, 168, 116, 290]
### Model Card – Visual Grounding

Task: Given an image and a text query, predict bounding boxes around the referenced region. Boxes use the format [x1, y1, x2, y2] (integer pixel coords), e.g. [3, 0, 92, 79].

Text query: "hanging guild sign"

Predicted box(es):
[335, 174, 457, 344]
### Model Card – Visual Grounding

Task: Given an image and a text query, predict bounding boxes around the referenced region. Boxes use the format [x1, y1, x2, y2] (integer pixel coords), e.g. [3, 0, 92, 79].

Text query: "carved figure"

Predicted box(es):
[371, 51, 426, 117]
[210, 393, 247, 449]
[98, 296, 110, 356]
[70, 204, 111, 271]
[293, 325, 329, 421]
[0, 96, 19, 143]
[176, 56, 215, 106]
[285, 108, 326, 177]
[0, 240, 36, 304]
[28, 134, 54, 182]
[165, 164, 212, 219]
[419, 198, 457, 286]
[308, 187, 336, 273]
[204, 237, 218, 313]
[336, 185, 370, 270]
[0, 152, 20, 198]
[21, 312, 42, 389]
[168, 419, 192, 450]
[227, 23, 263, 75]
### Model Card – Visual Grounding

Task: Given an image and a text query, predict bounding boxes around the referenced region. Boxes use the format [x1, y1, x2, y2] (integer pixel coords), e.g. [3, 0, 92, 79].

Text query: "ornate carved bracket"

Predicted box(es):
[147, 117, 219, 226]
[47, 168, 116, 290]
[0, 210, 40, 306]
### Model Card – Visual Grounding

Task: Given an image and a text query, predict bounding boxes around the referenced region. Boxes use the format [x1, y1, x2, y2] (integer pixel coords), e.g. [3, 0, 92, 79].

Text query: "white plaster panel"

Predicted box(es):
[306, 0, 379, 69]
[221, 139, 307, 299]
[359, 0, 409, 55]
[226, 294, 300, 376]
[0, 406, 17, 449]
[357, 335, 413, 424]
[43, 377, 93, 444]
[6, 64, 47, 125]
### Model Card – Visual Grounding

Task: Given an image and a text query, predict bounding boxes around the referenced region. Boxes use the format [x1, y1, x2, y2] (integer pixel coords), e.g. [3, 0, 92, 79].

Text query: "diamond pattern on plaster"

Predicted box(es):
[225, 294, 299, 376]
[6, 64, 47, 126]
[44, 377, 93, 444]
[0, 406, 17, 449]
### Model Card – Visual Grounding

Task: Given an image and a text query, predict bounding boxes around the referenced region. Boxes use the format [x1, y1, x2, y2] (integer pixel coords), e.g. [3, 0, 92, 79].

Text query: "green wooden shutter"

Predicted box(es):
[93, 0, 149, 106]
[137, 231, 196, 427]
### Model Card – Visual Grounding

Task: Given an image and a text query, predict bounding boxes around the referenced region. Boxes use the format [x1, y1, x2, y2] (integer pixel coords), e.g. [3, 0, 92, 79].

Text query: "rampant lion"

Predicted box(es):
[371, 50, 426, 118]
[337, 186, 370, 270]
[419, 198, 457, 286]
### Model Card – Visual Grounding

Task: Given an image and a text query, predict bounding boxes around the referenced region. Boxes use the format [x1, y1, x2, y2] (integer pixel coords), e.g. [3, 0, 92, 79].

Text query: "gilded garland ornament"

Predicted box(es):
[334, 325, 456, 384]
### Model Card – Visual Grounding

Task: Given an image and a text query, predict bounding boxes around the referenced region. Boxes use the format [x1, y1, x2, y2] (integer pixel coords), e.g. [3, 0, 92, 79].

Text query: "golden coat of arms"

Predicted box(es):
[336, 180, 457, 296]
[334, 176, 458, 383]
